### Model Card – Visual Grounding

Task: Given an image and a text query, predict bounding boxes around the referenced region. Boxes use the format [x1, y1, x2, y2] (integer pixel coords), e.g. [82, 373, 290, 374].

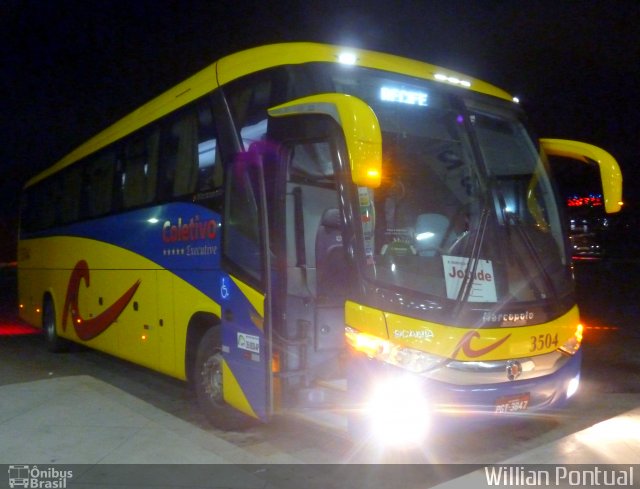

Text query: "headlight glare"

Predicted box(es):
[346, 327, 443, 373]
[367, 376, 431, 446]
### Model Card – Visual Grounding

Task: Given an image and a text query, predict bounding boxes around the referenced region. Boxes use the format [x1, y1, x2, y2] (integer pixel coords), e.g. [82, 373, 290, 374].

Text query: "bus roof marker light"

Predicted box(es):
[338, 52, 357, 65]
[434, 73, 471, 88]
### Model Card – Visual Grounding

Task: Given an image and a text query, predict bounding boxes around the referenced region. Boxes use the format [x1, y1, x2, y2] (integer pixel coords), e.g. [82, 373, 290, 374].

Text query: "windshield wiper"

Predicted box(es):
[507, 212, 558, 301]
[492, 174, 557, 301]
[451, 206, 490, 318]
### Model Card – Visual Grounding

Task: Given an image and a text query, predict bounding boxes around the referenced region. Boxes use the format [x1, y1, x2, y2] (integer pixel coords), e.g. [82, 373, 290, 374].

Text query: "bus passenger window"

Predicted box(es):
[83, 150, 115, 218]
[59, 166, 82, 224]
[161, 101, 220, 199]
[44, 178, 62, 228]
[163, 112, 197, 198]
[196, 104, 221, 193]
[121, 130, 159, 209]
[24, 181, 54, 231]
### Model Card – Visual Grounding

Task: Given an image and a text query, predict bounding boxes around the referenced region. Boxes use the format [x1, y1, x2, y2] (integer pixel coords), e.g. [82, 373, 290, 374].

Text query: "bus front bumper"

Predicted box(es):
[346, 349, 582, 444]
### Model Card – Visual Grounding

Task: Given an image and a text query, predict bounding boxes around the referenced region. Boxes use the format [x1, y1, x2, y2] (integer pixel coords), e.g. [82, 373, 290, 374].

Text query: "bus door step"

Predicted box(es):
[295, 378, 347, 407]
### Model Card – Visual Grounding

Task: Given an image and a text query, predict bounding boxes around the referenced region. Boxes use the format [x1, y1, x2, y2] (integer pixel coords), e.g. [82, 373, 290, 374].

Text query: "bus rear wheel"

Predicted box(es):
[194, 328, 254, 430]
[43, 298, 68, 353]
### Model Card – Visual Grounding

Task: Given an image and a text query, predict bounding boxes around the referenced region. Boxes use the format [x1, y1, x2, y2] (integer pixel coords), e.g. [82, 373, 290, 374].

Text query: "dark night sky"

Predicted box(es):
[1, 0, 639, 259]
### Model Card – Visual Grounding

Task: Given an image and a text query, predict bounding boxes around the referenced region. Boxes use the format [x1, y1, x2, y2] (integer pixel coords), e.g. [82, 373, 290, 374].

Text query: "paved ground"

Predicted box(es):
[1, 374, 639, 488]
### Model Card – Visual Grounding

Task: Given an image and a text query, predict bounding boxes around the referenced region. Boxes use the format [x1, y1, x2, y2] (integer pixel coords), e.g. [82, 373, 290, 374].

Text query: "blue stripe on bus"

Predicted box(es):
[24, 203, 223, 301]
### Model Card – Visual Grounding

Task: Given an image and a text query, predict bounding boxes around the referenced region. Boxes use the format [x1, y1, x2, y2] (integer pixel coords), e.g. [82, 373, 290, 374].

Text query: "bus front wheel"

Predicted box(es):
[194, 328, 253, 430]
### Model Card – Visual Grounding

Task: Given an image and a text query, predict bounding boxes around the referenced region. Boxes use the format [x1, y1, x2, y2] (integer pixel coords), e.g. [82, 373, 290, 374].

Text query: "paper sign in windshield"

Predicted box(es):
[442, 255, 497, 302]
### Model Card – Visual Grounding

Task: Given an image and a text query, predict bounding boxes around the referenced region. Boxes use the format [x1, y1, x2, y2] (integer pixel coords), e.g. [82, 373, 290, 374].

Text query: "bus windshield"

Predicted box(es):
[327, 67, 572, 315]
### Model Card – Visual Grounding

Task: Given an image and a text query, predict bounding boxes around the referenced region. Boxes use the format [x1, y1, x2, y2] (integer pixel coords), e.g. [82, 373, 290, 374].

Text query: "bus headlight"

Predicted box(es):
[558, 323, 584, 356]
[345, 327, 444, 373]
[366, 376, 431, 446]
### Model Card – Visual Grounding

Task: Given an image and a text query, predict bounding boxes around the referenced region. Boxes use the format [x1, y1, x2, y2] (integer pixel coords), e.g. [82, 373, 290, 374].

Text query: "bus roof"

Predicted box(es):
[26, 42, 513, 187]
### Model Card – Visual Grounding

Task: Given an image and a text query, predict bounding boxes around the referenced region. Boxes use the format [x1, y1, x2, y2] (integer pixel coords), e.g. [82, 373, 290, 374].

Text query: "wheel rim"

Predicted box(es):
[200, 352, 224, 405]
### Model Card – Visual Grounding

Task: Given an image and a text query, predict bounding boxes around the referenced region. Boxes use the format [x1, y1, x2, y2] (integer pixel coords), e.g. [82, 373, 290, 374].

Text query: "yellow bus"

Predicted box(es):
[18, 43, 622, 443]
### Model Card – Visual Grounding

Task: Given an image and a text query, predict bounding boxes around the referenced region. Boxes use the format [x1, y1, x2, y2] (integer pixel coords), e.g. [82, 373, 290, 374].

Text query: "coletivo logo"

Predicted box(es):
[162, 216, 218, 243]
[451, 330, 511, 359]
[62, 260, 140, 340]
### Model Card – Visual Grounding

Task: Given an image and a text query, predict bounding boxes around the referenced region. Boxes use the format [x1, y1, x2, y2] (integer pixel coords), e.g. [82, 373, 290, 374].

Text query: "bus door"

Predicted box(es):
[266, 110, 353, 404]
[218, 111, 346, 420]
[219, 93, 381, 419]
[220, 150, 274, 422]
[220, 115, 347, 421]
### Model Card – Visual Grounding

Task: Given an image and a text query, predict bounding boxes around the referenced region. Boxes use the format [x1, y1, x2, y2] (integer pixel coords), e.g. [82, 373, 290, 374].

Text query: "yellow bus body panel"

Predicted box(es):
[18, 236, 220, 380]
[216, 43, 512, 101]
[345, 300, 581, 361]
[222, 358, 259, 419]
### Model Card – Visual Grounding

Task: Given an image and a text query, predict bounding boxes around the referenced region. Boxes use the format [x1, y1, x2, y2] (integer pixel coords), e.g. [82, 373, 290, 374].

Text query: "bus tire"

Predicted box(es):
[194, 328, 254, 430]
[43, 297, 68, 353]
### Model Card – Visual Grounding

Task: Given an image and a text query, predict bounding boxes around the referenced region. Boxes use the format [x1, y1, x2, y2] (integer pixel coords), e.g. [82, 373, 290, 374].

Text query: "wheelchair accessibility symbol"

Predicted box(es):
[220, 277, 230, 300]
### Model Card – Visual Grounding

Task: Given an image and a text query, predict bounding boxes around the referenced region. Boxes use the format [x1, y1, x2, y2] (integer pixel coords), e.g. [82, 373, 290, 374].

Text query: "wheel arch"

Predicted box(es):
[185, 311, 221, 385]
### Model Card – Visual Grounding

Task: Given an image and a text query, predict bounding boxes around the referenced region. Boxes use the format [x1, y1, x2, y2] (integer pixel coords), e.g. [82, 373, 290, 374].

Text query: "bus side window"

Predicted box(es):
[225, 69, 296, 150]
[59, 166, 82, 224]
[227, 78, 271, 149]
[83, 149, 116, 218]
[158, 100, 221, 201]
[168, 112, 198, 197]
[121, 130, 160, 209]
[196, 103, 221, 193]
[224, 156, 263, 282]
[22, 181, 50, 232]
[41, 178, 61, 229]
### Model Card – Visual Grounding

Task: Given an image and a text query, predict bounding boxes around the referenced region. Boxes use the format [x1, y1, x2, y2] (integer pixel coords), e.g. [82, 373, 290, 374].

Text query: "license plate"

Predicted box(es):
[494, 393, 530, 413]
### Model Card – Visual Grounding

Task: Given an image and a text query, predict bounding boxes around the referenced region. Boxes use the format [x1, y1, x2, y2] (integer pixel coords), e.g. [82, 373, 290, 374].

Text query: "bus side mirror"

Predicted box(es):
[540, 139, 623, 214]
[268, 93, 383, 188]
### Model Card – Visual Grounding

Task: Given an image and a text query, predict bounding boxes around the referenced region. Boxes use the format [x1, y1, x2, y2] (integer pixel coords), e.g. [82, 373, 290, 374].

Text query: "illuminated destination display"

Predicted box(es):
[380, 86, 428, 106]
